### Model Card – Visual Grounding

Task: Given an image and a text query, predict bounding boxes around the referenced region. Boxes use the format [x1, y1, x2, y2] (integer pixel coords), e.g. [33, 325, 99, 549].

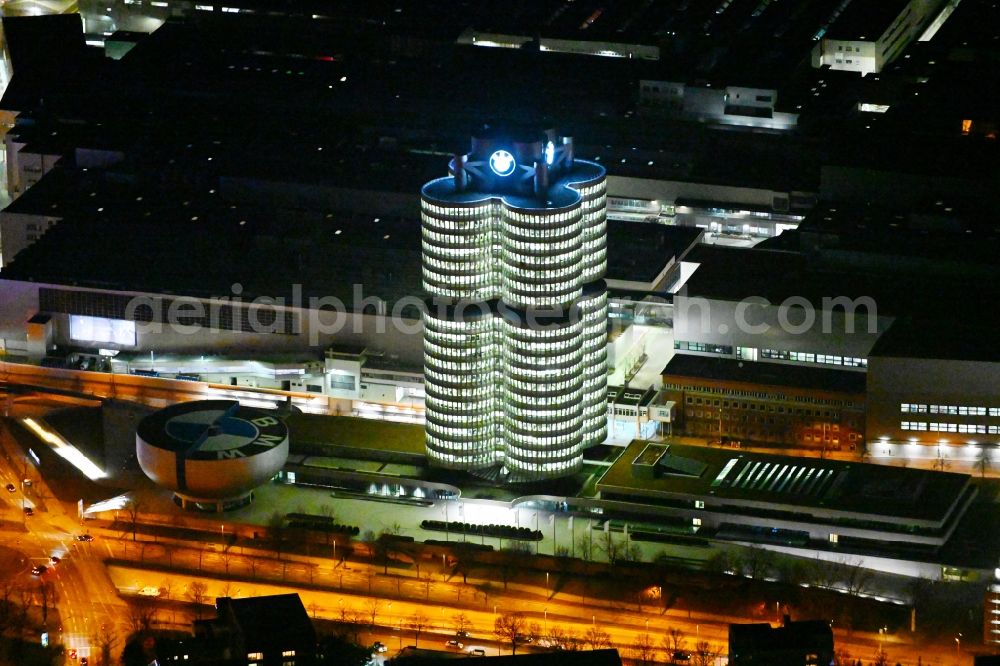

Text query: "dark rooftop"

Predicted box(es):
[599, 440, 972, 524]
[680, 244, 999, 317]
[868, 317, 1000, 364]
[823, 0, 915, 41]
[730, 619, 833, 654]
[606, 223, 702, 284]
[662, 355, 867, 396]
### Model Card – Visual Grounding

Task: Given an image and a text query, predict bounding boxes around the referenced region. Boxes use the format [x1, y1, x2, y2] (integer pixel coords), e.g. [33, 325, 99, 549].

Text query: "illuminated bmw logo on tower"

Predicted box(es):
[489, 149, 516, 177]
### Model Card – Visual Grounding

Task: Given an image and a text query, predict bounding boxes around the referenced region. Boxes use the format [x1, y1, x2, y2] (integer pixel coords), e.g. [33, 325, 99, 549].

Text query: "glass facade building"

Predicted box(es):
[421, 129, 608, 481]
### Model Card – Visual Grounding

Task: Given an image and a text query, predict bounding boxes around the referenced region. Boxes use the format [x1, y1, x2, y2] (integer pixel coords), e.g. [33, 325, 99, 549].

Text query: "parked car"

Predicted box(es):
[50, 556, 61, 565]
[22, 506, 33, 516]
[31, 565, 47, 576]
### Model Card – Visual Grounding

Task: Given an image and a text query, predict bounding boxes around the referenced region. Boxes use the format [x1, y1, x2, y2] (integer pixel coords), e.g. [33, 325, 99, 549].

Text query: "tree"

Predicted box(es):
[268, 512, 287, 559]
[692, 640, 717, 666]
[873, 648, 889, 666]
[92, 623, 119, 666]
[842, 558, 874, 598]
[977, 445, 993, 478]
[123, 498, 142, 542]
[364, 597, 383, 628]
[36, 580, 56, 624]
[374, 531, 396, 574]
[186, 581, 208, 619]
[407, 611, 430, 647]
[494, 611, 527, 654]
[453, 612, 472, 636]
[663, 627, 687, 658]
[583, 626, 612, 650]
[739, 545, 774, 579]
[629, 633, 657, 665]
[575, 533, 593, 561]
[126, 595, 157, 633]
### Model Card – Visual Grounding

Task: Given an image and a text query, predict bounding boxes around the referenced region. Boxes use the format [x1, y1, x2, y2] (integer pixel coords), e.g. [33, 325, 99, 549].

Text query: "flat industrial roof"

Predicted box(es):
[663, 354, 867, 395]
[680, 244, 997, 318]
[1, 167, 678, 305]
[285, 414, 425, 455]
[823, 0, 913, 41]
[606, 223, 702, 283]
[598, 440, 972, 524]
[868, 316, 1000, 364]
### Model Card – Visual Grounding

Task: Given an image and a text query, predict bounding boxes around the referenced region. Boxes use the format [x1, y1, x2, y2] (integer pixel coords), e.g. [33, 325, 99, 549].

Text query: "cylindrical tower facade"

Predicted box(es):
[500, 204, 584, 309]
[573, 177, 608, 284]
[421, 198, 498, 301]
[500, 309, 585, 479]
[421, 127, 608, 482]
[422, 303, 498, 470]
[578, 281, 609, 448]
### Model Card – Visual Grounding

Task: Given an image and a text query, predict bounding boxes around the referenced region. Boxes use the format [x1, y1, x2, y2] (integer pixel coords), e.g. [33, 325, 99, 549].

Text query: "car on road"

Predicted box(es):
[76, 534, 94, 542]
[30, 565, 47, 576]
[671, 651, 691, 663]
[5, 483, 14, 492]
[514, 635, 533, 644]
[372, 642, 387, 654]
[467, 648, 487, 656]
[445, 640, 464, 649]
[22, 506, 33, 516]
[455, 631, 470, 638]
[80, 658, 88, 666]
[22, 478, 32, 487]
[50, 556, 61, 565]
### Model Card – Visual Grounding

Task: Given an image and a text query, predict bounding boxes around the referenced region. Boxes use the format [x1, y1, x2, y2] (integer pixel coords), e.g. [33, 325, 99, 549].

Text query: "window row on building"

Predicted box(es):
[901, 403, 1000, 416]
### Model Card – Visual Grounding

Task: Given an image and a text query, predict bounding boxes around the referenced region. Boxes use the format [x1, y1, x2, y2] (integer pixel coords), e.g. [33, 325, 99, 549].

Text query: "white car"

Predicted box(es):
[445, 640, 464, 649]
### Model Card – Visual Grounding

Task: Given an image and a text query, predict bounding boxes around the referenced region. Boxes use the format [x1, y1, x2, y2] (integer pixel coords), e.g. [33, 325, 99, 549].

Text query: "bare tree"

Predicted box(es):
[268, 512, 287, 559]
[453, 612, 472, 636]
[364, 597, 383, 628]
[158, 579, 173, 600]
[843, 559, 874, 598]
[663, 627, 687, 658]
[36, 581, 56, 624]
[92, 623, 118, 666]
[126, 595, 157, 633]
[583, 626, 613, 650]
[186, 581, 208, 619]
[575, 533, 593, 561]
[123, 498, 142, 542]
[692, 640, 717, 666]
[739, 545, 775, 580]
[494, 611, 527, 654]
[407, 610, 430, 647]
[873, 648, 889, 666]
[247, 555, 260, 580]
[629, 633, 658, 666]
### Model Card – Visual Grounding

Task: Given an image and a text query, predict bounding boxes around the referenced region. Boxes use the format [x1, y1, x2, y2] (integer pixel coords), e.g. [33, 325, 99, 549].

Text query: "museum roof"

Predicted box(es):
[598, 440, 972, 524]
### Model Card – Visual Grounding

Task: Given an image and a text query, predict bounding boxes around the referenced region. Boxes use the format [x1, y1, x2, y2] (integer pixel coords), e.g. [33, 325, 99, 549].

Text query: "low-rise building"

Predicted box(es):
[729, 618, 834, 666]
[662, 354, 866, 452]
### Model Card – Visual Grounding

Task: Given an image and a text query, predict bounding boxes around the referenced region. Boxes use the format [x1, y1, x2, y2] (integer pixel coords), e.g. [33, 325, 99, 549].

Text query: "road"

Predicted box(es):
[0, 412, 129, 661]
[93, 522, 965, 666]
